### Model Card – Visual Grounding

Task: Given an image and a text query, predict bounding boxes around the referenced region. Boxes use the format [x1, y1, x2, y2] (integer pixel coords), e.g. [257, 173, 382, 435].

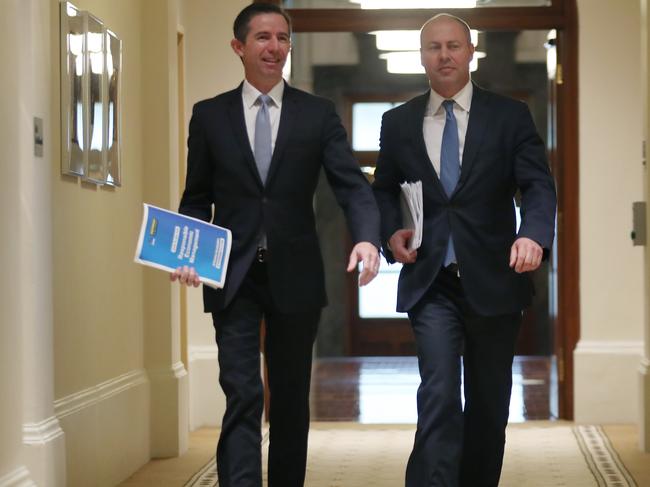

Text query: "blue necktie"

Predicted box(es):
[440, 99, 460, 266]
[254, 94, 272, 184]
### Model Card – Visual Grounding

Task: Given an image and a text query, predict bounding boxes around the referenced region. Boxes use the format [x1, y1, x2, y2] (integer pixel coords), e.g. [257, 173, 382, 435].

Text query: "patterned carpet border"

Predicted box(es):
[185, 424, 638, 487]
[184, 431, 269, 487]
[573, 425, 637, 487]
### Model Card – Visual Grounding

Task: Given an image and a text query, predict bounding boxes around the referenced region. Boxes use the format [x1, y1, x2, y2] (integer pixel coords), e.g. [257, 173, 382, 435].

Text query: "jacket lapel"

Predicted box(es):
[265, 82, 296, 187]
[227, 83, 264, 187]
[457, 84, 489, 191]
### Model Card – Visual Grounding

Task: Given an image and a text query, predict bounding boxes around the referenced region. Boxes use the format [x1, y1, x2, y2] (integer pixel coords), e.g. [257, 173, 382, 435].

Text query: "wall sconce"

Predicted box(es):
[60, 1, 122, 186]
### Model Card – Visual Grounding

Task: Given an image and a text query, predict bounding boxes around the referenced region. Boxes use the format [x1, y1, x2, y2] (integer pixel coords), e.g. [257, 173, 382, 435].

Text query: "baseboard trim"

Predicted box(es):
[640, 357, 650, 375]
[188, 346, 225, 430]
[189, 345, 219, 362]
[574, 340, 644, 355]
[53, 369, 148, 419]
[23, 415, 65, 445]
[0, 467, 35, 487]
[575, 341, 643, 423]
[148, 361, 188, 382]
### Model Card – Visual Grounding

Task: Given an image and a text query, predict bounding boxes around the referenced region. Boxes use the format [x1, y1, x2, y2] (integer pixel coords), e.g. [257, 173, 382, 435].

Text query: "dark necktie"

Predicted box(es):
[440, 99, 460, 266]
[254, 94, 272, 184]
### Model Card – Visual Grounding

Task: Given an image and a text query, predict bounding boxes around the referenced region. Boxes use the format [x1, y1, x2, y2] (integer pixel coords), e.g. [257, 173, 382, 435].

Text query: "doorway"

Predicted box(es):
[275, 0, 578, 420]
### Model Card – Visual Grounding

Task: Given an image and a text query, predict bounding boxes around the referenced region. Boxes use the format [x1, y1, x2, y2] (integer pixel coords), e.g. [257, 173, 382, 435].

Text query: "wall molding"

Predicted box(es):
[188, 346, 224, 430]
[53, 369, 148, 419]
[189, 345, 219, 362]
[574, 340, 644, 356]
[22, 415, 65, 445]
[574, 340, 643, 423]
[0, 467, 34, 487]
[148, 361, 188, 382]
[640, 357, 650, 375]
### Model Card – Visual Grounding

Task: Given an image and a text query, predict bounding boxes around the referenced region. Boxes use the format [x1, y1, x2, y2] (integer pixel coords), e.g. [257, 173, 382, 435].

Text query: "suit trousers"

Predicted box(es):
[406, 267, 521, 487]
[211, 261, 320, 487]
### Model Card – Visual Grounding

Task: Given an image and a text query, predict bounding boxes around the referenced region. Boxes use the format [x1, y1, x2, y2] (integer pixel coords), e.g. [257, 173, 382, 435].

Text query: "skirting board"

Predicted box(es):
[23, 416, 65, 445]
[22, 415, 66, 487]
[53, 369, 150, 486]
[0, 466, 35, 487]
[189, 346, 226, 430]
[639, 358, 650, 451]
[574, 340, 644, 423]
[54, 369, 148, 419]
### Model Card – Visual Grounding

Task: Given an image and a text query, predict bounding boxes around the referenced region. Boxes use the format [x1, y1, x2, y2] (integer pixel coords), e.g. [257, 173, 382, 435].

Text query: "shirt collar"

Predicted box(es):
[427, 79, 473, 116]
[242, 79, 285, 109]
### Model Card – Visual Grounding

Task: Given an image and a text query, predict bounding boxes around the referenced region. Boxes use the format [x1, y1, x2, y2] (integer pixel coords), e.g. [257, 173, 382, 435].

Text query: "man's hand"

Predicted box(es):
[170, 265, 201, 287]
[347, 241, 380, 286]
[389, 229, 417, 264]
[509, 237, 543, 273]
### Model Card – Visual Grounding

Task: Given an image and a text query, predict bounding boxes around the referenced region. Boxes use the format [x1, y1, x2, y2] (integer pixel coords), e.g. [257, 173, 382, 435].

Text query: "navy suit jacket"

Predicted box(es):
[179, 82, 380, 313]
[373, 84, 556, 316]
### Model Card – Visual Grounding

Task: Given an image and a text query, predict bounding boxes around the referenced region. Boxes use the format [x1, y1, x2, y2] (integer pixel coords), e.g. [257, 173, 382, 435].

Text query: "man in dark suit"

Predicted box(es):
[171, 3, 380, 487]
[372, 14, 556, 487]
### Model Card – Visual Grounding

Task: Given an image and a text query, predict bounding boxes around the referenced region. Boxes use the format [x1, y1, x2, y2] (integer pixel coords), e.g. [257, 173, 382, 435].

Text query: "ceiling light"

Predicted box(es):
[352, 0, 477, 8]
[379, 51, 486, 74]
[372, 29, 481, 52]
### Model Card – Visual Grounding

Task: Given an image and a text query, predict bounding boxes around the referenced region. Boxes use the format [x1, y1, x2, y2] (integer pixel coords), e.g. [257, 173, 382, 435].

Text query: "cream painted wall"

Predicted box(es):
[183, 0, 248, 109]
[577, 0, 644, 341]
[50, 0, 157, 484]
[52, 0, 146, 399]
[52, 0, 193, 480]
[181, 0, 249, 429]
[183, 0, 250, 350]
[139, 0, 189, 459]
[0, 1, 32, 483]
[640, 0, 650, 453]
[575, 0, 645, 422]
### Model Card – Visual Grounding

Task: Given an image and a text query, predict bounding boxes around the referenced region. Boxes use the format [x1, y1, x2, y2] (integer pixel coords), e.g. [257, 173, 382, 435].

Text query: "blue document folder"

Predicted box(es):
[134, 203, 231, 288]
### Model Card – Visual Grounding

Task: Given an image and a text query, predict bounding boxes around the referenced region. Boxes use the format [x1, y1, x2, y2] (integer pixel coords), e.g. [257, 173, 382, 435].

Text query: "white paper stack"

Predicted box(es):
[399, 180, 423, 251]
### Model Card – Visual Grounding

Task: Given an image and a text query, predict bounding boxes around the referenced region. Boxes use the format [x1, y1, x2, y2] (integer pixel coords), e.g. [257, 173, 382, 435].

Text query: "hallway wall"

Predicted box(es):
[51, 0, 151, 485]
[180, 0, 249, 430]
[0, 2, 40, 484]
[574, 0, 646, 423]
[640, 0, 650, 453]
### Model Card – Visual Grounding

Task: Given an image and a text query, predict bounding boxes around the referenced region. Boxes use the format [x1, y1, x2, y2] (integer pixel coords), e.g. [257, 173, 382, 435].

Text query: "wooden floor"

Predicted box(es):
[310, 355, 553, 423]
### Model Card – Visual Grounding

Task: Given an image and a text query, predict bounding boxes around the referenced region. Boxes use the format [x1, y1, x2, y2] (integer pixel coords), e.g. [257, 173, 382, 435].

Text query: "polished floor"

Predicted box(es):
[310, 356, 553, 423]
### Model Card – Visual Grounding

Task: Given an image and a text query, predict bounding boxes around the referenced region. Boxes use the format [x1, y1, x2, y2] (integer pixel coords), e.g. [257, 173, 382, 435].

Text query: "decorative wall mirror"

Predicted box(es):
[60, 1, 122, 186]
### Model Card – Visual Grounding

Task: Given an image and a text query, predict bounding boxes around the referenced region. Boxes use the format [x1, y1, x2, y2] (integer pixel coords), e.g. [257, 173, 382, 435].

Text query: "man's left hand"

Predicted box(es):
[509, 237, 543, 273]
[347, 241, 380, 286]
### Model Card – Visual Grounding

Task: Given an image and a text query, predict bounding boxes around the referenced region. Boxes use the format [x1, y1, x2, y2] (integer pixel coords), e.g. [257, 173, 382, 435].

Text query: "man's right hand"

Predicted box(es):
[388, 229, 417, 264]
[170, 266, 201, 287]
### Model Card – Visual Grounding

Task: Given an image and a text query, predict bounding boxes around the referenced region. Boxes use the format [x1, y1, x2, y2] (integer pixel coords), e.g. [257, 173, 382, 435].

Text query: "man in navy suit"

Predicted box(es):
[373, 14, 556, 487]
[172, 3, 380, 486]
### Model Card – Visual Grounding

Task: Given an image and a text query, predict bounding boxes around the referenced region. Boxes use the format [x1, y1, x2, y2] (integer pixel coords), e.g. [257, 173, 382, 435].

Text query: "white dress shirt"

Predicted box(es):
[423, 80, 473, 176]
[242, 79, 284, 154]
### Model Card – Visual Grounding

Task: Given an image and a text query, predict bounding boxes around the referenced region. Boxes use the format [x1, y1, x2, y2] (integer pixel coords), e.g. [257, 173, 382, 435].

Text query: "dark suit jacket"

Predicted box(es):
[373, 84, 556, 316]
[179, 82, 380, 313]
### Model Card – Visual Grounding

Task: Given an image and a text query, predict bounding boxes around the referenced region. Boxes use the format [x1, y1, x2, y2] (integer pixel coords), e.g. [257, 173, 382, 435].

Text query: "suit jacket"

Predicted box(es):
[179, 82, 380, 313]
[373, 84, 556, 316]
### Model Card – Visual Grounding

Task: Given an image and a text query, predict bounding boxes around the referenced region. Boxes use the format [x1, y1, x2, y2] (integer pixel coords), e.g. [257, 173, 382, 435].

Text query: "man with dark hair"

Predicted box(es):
[172, 3, 380, 487]
[232, 2, 292, 43]
[373, 13, 556, 487]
